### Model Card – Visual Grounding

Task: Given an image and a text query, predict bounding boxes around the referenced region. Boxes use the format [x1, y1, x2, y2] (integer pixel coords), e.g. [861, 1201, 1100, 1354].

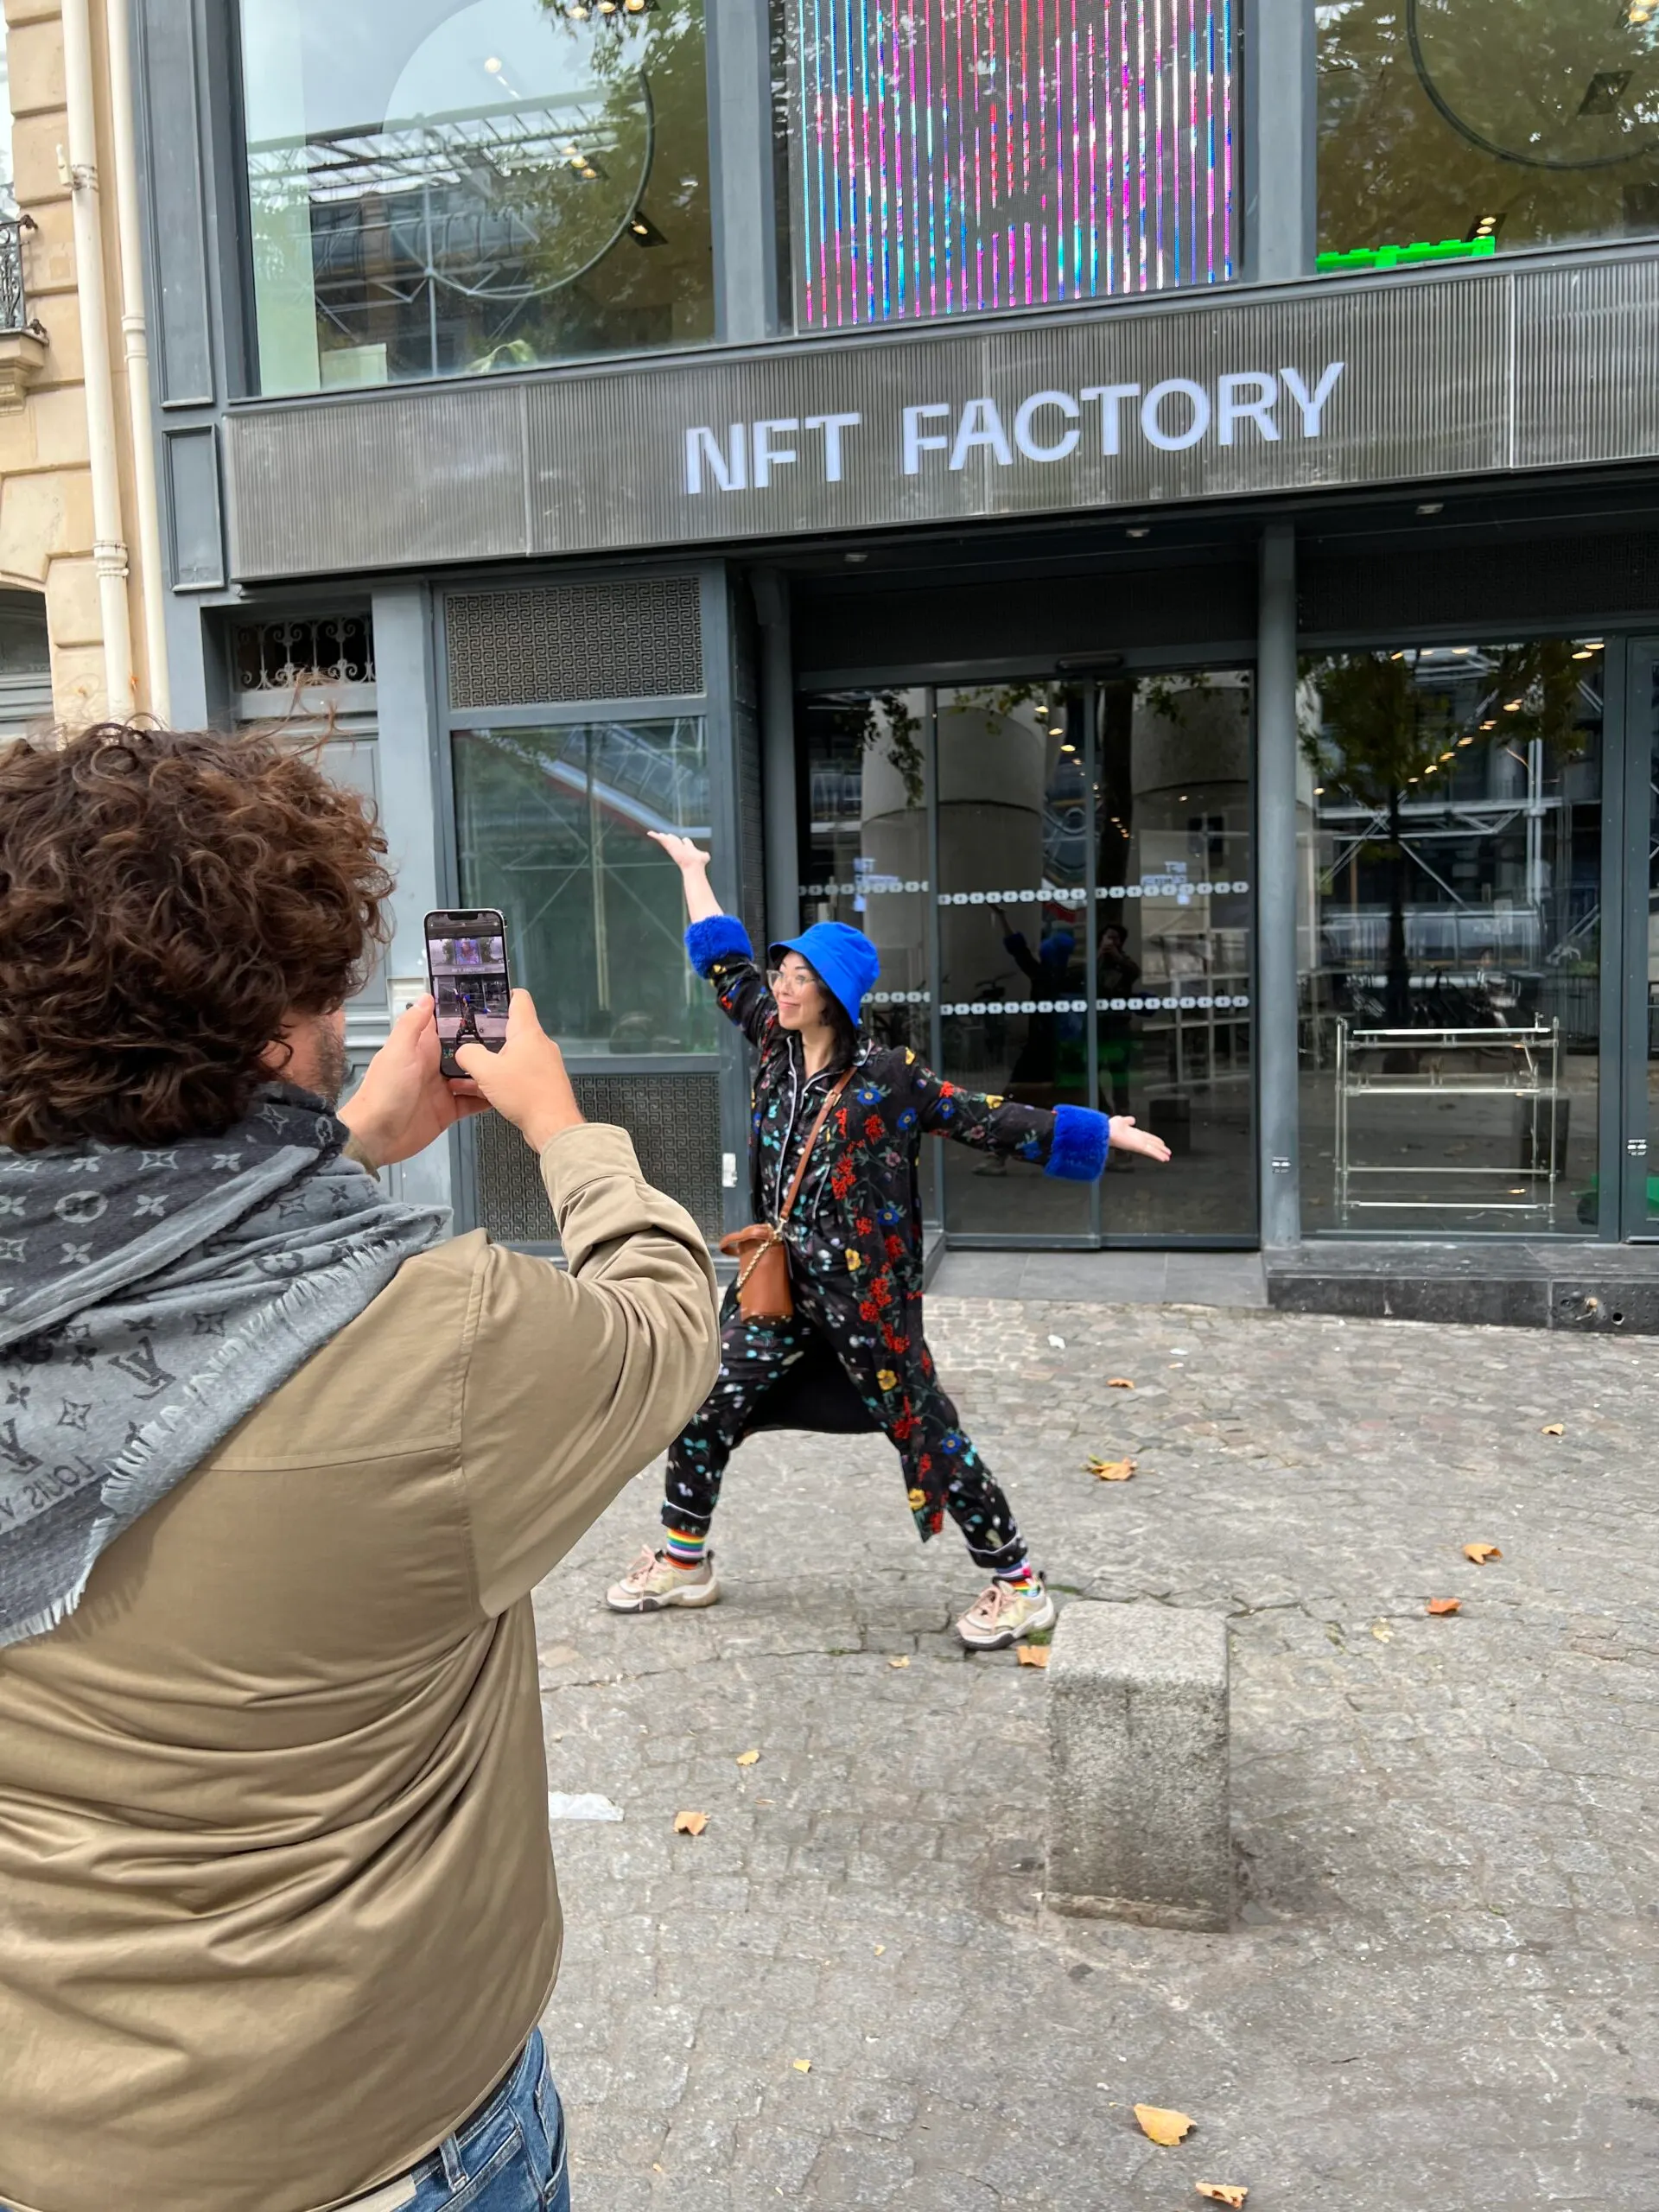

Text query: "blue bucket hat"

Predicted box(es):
[768, 922, 880, 1027]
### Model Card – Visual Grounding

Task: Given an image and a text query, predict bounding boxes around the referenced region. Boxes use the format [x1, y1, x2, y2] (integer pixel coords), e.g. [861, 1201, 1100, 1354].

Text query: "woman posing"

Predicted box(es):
[605, 835, 1172, 1649]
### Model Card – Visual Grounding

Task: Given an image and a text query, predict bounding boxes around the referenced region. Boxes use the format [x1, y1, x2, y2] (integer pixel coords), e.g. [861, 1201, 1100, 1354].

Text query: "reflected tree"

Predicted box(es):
[1302, 641, 1588, 1024]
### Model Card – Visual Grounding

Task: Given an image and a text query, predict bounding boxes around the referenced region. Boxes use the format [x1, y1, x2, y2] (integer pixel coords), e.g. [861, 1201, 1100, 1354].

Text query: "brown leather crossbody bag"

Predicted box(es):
[718, 1070, 854, 1321]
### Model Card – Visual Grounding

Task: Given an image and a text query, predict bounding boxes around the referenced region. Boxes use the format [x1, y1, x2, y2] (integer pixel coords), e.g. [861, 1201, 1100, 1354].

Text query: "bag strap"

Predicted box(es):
[777, 1068, 855, 1228]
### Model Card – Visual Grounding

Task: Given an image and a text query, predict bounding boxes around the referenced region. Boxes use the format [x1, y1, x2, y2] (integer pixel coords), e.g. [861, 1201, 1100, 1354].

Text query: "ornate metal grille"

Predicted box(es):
[474, 1071, 721, 1243]
[0, 213, 37, 334]
[446, 577, 703, 709]
[232, 613, 376, 692]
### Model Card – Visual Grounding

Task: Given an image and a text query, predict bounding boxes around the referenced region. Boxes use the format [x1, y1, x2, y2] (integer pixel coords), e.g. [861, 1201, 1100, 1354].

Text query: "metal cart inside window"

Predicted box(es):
[1333, 1020, 1565, 1222]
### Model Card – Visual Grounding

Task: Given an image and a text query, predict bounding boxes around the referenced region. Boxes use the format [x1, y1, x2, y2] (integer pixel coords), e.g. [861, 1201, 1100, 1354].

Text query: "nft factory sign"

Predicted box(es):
[682, 365, 1348, 497]
[226, 257, 1658, 576]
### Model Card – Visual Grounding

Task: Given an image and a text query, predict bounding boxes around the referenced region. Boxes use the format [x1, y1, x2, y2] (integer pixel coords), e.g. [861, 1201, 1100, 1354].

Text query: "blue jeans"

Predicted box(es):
[0, 2035, 568, 2212]
[0, 2035, 570, 2212]
[402, 2031, 569, 2211]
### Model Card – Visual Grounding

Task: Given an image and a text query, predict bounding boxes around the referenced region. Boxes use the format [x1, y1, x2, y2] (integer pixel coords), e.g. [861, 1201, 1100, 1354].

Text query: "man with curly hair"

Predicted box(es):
[0, 725, 720, 2212]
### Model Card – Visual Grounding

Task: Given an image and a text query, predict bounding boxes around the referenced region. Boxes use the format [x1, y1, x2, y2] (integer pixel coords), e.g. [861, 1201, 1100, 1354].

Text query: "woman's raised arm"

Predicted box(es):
[653, 831, 778, 1049]
[649, 832, 723, 925]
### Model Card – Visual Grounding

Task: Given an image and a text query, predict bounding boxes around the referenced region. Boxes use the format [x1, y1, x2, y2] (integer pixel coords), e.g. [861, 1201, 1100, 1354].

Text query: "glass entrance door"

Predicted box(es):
[797, 670, 1258, 1247]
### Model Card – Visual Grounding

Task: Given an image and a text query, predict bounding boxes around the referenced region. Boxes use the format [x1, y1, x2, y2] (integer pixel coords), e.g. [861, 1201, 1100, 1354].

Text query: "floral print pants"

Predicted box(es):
[662, 1294, 1027, 1573]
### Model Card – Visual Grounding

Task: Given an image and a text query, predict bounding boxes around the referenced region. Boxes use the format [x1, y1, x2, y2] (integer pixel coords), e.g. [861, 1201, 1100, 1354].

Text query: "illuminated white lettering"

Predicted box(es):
[903, 403, 953, 474]
[804, 411, 862, 481]
[1217, 372, 1281, 446]
[949, 397, 1014, 470]
[751, 418, 799, 487]
[1013, 389, 1081, 462]
[1080, 383, 1141, 454]
[684, 424, 748, 494]
[1280, 362, 1346, 436]
[1141, 378, 1211, 452]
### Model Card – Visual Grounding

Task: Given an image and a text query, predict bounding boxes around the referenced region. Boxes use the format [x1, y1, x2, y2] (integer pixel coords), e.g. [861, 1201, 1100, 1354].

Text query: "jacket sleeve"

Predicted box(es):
[457, 1123, 721, 1616]
[907, 1058, 1110, 1180]
[685, 916, 778, 1050]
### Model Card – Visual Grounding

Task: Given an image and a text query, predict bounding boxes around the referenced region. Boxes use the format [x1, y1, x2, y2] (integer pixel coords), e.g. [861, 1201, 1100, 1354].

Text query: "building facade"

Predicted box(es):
[0, 0, 167, 734]
[130, 0, 1659, 1319]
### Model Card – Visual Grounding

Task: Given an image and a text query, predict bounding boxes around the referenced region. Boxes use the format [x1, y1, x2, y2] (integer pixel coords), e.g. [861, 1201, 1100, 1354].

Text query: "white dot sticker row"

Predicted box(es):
[936, 882, 1249, 906]
[939, 995, 1253, 1016]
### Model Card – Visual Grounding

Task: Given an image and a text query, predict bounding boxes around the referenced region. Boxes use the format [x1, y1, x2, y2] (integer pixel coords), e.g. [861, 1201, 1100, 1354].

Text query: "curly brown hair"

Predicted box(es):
[0, 723, 391, 1150]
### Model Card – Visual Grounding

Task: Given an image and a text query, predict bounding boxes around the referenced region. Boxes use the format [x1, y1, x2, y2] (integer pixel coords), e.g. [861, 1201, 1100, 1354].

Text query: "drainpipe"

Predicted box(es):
[60, 0, 133, 721]
[104, 0, 168, 721]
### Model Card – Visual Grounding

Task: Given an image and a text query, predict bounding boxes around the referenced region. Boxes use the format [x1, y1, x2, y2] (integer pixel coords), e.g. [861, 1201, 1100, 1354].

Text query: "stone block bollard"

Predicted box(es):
[1045, 1601, 1231, 1932]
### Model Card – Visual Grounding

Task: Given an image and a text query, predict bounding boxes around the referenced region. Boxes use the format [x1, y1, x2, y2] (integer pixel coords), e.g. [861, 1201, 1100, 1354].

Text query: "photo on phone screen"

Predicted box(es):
[425, 910, 511, 1076]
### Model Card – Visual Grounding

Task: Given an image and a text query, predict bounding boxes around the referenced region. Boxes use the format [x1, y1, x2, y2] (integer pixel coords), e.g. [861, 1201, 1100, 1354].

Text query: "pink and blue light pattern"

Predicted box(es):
[789, 0, 1235, 328]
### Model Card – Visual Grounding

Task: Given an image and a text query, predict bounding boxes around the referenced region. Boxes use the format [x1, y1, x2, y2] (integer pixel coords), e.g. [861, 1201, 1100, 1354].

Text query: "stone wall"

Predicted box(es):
[2, 0, 156, 724]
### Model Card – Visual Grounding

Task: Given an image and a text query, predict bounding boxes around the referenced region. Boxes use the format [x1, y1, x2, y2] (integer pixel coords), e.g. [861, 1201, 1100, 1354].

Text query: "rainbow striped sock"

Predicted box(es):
[995, 1554, 1036, 1591]
[663, 1525, 708, 1570]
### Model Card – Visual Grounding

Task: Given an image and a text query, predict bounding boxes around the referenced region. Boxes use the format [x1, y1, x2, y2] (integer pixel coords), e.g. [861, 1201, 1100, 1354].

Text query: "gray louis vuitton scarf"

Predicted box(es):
[0, 1085, 449, 1649]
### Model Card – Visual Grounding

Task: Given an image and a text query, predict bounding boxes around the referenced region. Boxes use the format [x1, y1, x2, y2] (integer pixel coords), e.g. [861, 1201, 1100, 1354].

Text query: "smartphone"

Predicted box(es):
[424, 909, 512, 1078]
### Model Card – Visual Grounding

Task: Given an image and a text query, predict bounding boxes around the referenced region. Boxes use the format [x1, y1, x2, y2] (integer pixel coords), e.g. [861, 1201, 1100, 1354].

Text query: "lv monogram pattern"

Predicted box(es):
[0, 1086, 447, 1648]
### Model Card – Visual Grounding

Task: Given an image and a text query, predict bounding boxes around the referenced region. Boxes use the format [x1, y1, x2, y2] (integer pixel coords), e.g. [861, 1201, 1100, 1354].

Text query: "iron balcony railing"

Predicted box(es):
[0, 210, 37, 334]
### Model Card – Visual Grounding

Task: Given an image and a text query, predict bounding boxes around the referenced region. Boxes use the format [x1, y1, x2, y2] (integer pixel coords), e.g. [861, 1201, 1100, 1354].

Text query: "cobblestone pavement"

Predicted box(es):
[530, 1299, 1659, 2212]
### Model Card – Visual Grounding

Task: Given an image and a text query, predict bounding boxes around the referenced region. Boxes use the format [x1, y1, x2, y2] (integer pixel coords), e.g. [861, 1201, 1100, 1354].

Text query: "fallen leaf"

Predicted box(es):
[1463, 1543, 1502, 1565]
[791, 2058, 811, 2074]
[1370, 1619, 1393, 1643]
[1108, 1376, 1136, 1389]
[888, 1656, 911, 1669]
[1427, 1597, 1461, 1616]
[874, 1943, 887, 1955]
[1135, 2105, 1194, 2146]
[1016, 1643, 1051, 1669]
[1197, 2187, 1248, 2207]
[1541, 1423, 1564, 1437]
[735, 1749, 761, 1766]
[673, 1810, 709, 1835]
[1088, 1457, 1138, 1482]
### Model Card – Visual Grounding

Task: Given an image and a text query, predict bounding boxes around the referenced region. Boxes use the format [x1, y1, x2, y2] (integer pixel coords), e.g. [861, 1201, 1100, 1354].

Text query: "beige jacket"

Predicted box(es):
[0, 1124, 719, 2212]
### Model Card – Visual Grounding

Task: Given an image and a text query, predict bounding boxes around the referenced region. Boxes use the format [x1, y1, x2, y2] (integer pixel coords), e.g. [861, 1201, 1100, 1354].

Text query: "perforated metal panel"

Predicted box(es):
[446, 578, 703, 710]
[1300, 532, 1659, 639]
[474, 1072, 722, 1243]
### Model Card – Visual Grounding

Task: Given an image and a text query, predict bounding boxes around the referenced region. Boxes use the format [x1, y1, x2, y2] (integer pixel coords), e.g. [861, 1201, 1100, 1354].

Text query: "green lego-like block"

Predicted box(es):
[1316, 237, 1498, 274]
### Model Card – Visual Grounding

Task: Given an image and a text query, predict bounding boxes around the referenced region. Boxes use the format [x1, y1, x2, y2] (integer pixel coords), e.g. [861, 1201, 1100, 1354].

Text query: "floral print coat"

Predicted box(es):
[688, 918, 1109, 1510]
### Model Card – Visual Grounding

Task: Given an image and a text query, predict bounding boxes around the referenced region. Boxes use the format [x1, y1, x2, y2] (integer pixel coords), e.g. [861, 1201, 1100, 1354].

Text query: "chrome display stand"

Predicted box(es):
[1334, 1020, 1564, 1221]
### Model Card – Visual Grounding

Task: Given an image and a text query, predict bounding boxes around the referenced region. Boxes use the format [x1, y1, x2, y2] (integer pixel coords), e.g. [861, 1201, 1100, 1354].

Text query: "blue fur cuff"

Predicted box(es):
[685, 915, 753, 976]
[1045, 1103, 1110, 1182]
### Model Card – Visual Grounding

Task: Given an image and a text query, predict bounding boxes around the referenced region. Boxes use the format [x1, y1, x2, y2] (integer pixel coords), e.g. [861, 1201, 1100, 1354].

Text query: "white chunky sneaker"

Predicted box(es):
[956, 1576, 1057, 1651]
[605, 1543, 721, 1614]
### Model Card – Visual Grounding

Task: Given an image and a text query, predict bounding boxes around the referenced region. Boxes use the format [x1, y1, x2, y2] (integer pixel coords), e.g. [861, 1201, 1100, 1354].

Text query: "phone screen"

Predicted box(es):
[425, 910, 511, 1076]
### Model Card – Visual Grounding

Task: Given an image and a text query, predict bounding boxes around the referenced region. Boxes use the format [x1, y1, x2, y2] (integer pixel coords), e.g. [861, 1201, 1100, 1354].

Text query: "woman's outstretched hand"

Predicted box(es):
[648, 831, 712, 871]
[649, 830, 723, 925]
[1109, 1116, 1173, 1164]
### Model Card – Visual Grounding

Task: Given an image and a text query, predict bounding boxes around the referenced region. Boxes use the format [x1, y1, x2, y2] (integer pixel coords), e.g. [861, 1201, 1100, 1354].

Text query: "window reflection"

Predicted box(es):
[797, 690, 931, 1058]
[797, 675, 1257, 1243]
[1319, 0, 1659, 264]
[453, 719, 716, 1056]
[240, 0, 714, 392]
[1298, 641, 1603, 1231]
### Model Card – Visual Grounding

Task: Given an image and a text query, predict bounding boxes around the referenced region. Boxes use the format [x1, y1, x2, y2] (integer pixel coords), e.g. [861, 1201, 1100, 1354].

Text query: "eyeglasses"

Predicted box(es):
[767, 968, 812, 993]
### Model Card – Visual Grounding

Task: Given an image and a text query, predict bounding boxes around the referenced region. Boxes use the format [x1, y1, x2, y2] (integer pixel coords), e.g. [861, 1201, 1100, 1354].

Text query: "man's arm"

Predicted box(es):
[444, 991, 718, 1611]
[456, 1125, 720, 1615]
